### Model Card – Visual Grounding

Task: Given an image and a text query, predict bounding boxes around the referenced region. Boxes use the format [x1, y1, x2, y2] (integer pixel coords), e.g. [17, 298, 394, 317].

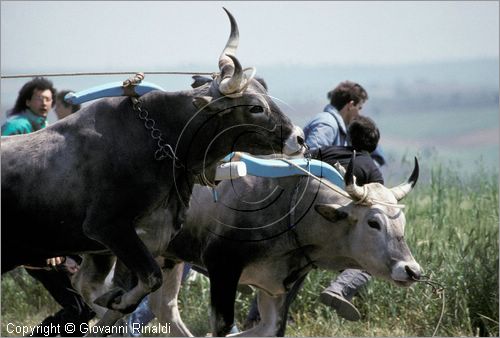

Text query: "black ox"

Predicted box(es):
[1, 8, 304, 314]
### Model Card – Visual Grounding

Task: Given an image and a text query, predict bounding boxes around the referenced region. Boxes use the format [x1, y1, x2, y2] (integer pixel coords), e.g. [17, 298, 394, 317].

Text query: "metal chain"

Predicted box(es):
[131, 97, 182, 166]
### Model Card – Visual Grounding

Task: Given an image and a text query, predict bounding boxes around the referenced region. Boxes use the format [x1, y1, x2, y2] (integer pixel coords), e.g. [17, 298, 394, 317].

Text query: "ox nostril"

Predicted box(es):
[297, 135, 305, 146]
[405, 265, 420, 280]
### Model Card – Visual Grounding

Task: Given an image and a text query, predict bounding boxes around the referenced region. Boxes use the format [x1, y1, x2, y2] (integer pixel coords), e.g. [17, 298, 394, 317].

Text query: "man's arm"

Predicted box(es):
[305, 122, 337, 150]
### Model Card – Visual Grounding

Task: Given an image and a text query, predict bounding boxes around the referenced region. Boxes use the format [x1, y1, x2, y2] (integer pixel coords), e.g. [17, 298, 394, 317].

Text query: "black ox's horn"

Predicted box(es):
[218, 7, 245, 95]
[344, 151, 366, 201]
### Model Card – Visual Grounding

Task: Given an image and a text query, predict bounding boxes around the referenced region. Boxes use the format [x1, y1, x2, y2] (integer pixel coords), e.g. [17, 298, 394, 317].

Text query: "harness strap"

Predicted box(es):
[288, 176, 317, 271]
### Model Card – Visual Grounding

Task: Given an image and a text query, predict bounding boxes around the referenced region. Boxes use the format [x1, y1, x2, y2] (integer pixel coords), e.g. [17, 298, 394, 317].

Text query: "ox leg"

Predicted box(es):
[90, 259, 141, 336]
[206, 261, 243, 336]
[71, 254, 116, 319]
[83, 217, 162, 314]
[229, 290, 286, 337]
[149, 261, 193, 337]
[71, 254, 128, 337]
[276, 273, 308, 336]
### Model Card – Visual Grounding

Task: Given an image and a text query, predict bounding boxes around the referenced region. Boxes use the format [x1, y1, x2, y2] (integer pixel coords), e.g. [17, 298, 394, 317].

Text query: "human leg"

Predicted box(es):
[26, 268, 95, 336]
[319, 269, 371, 321]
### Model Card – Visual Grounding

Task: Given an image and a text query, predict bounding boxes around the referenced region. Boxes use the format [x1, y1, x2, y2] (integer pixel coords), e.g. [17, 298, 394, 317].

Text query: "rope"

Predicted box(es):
[279, 158, 352, 199]
[0, 71, 215, 79]
[433, 289, 445, 337]
[279, 158, 405, 208]
[410, 275, 445, 337]
[352, 185, 370, 205]
[288, 177, 318, 270]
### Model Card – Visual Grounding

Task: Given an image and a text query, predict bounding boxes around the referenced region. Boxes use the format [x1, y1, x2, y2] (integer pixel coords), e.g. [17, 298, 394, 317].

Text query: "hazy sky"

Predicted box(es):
[1, 1, 498, 74]
[0, 1, 498, 172]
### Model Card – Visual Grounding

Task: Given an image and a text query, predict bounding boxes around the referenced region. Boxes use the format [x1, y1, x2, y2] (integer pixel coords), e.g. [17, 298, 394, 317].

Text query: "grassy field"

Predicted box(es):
[1, 162, 498, 337]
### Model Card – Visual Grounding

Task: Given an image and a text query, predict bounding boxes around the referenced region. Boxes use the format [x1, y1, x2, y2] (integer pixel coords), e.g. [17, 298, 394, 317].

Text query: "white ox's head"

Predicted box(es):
[314, 157, 421, 287]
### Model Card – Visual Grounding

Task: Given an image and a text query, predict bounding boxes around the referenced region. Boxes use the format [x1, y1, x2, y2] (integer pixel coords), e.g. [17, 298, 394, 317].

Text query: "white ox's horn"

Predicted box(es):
[218, 8, 245, 95]
[219, 55, 244, 95]
[391, 157, 419, 201]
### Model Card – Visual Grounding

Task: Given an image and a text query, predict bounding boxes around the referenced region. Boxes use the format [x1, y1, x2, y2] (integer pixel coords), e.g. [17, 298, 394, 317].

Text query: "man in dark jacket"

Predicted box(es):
[312, 115, 383, 186]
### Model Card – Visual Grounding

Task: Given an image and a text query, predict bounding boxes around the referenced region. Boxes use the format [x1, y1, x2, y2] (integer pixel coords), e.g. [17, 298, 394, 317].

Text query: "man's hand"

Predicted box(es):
[46, 257, 65, 267]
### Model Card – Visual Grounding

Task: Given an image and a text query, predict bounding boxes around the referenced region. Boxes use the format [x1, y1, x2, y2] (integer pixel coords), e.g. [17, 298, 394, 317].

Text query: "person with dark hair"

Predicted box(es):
[304, 80, 368, 149]
[2, 79, 95, 336]
[55, 90, 81, 119]
[309, 119, 382, 322]
[312, 115, 383, 186]
[2, 77, 56, 135]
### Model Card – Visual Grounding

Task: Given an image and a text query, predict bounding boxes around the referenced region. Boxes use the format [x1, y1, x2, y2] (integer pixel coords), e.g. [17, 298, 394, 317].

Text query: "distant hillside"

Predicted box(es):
[256, 58, 499, 105]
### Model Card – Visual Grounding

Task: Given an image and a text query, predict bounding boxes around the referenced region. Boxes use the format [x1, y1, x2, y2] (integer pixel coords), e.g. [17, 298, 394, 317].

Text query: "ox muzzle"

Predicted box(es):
[391, 260, 422, 287]
[283, 125, 306, 156]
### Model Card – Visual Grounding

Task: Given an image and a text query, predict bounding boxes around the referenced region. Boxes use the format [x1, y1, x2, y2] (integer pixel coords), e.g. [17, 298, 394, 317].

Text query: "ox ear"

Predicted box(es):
[315, 204, 349, 223]
[191, 75, 212, 89]
[192, 96, 213, 110]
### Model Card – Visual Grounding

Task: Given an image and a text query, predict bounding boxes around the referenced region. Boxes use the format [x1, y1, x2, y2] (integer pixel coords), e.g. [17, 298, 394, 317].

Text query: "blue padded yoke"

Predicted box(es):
[64, 81, 165, 105]
[223, 152, 345, 189]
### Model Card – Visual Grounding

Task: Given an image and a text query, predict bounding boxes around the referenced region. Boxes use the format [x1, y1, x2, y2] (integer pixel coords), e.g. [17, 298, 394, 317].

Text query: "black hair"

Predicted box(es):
[327, 81, 368, 111]
[56, 90, 81, 113]
[11, 77, 56, 115]
[348, 116, 380, 153]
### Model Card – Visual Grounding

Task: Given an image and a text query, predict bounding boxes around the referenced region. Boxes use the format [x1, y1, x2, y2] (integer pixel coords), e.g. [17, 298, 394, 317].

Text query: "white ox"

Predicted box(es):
[75, 157, 422, 336]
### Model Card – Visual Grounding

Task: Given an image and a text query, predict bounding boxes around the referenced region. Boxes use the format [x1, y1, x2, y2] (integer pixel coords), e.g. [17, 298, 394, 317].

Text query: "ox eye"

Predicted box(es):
[249, 105, 264, 114]
[368, 220, 381, 230]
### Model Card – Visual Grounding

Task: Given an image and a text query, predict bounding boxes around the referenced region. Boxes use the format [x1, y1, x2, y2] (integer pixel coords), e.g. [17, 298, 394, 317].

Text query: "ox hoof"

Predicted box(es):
[93, 288, 124, 310]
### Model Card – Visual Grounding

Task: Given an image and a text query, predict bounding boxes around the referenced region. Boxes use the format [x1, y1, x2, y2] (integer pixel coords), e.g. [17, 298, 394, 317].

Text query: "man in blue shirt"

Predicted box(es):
[304, 80, 368, 149]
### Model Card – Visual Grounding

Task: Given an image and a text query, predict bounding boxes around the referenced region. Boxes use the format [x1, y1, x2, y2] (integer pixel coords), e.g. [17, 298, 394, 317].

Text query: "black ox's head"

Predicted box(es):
[187, 8, 305, 161]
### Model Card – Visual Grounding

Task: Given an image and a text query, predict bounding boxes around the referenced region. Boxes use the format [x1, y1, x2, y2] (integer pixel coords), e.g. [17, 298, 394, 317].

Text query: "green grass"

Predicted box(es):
[0, 268, 60, 336]
[1, 162, 498, 336]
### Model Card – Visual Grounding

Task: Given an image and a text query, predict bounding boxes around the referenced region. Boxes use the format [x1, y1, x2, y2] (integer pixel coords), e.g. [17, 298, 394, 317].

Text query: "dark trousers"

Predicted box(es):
[26, 268, 95, 337]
